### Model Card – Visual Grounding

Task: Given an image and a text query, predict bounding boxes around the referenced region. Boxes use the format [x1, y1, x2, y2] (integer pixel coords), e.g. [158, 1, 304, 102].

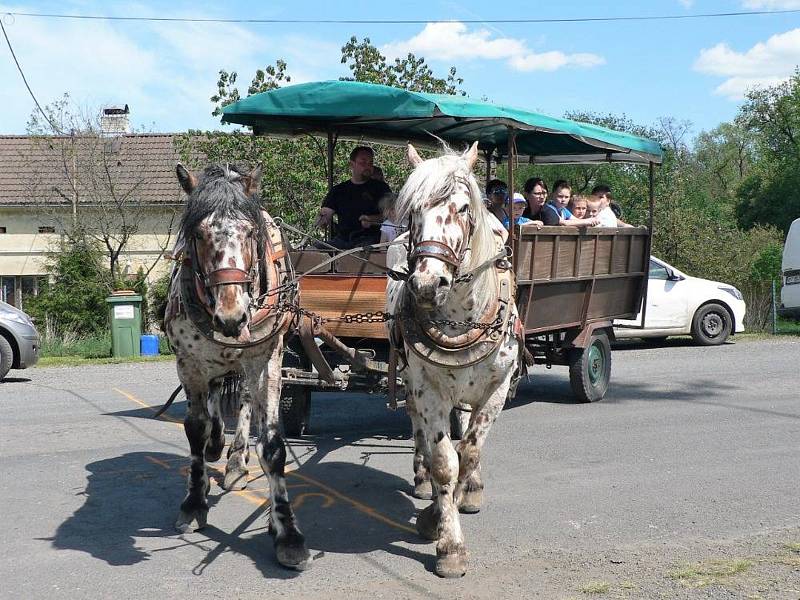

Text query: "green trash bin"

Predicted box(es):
[106, 292, 143, 358]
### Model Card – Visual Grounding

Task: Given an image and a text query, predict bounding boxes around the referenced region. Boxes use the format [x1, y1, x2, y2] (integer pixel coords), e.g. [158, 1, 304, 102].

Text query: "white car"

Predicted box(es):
[614, 257, 746, 345]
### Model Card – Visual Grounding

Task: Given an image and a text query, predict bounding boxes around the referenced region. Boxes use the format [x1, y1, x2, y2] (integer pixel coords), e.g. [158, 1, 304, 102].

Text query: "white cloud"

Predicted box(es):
[693, 28, 800, 98]
[678, 0, 694, 7]
[742, 0, 800, 8]
[381, 22, 604, 72]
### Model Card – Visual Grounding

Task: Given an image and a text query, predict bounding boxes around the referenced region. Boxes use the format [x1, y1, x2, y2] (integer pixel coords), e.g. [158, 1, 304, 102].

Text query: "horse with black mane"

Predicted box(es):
[164, 163, 309, 570]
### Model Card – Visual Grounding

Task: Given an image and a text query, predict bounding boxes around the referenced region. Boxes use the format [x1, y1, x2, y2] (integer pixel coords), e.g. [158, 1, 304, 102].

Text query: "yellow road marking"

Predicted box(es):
[287, 471, 416, 534]
[291, 492, 335, 510]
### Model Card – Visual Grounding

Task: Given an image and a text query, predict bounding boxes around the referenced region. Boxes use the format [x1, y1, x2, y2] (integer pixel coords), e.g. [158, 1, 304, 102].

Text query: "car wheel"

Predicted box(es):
[691, 303, 731, 346]
[0, 335, 13, 381]
[568, 329, 612, 402]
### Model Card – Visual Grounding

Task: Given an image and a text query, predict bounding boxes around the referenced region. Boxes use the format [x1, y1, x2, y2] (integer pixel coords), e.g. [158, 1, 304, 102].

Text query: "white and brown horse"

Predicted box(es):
[164, 164, 309, 569]
[387, 143, 520, 577]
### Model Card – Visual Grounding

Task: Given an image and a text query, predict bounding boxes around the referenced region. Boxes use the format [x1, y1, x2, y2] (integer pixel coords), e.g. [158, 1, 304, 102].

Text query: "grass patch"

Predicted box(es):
[783, 542, 800, 553]
[579, 581, 610, 595]
[668, 558, 752, 588]
[37, 354, 175, 367]
[619, 580, 636, 590]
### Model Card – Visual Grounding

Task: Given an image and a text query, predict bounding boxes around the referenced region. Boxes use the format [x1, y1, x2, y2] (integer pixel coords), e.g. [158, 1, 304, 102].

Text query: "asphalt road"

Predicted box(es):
[2, 337, 799, 599]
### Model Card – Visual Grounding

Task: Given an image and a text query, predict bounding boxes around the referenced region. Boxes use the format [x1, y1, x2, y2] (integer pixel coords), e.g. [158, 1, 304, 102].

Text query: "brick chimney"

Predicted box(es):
[100, 104, 130, 135]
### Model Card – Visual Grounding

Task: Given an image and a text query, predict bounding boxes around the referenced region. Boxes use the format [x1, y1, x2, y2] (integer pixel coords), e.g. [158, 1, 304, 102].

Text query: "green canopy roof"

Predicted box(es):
[221, 80, 663, 165]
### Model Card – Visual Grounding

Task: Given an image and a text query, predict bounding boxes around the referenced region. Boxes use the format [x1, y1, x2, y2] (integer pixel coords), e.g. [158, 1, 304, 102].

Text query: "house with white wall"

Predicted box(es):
[0, 131, 186, 309]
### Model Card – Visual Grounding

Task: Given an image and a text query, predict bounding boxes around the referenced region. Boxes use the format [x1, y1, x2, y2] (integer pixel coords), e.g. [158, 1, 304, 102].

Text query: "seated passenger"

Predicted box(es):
[521, 177, 547, 227]
[379, 195, 405, 243]
[486, 179, 509, 223]
[542, 181, 599, 227]
[502, 193, 539, 229]
[314, 146, 392, 249]
[591, 184, 632, 227]
[568, 195, 589, 219]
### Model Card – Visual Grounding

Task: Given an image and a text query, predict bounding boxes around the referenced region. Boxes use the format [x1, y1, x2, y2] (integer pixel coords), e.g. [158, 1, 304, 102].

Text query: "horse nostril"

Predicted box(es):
[438, 276, 449, 289]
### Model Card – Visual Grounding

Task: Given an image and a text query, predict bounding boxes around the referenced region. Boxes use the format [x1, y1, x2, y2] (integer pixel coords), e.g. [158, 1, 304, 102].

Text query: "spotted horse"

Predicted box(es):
[164, 164, 309, 570]
[386, 143, 522, 577]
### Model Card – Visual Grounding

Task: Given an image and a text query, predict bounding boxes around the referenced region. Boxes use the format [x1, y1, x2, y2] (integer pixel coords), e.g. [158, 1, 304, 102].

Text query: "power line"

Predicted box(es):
[3, 8, 800, 25]
[0, 19, 60, 133]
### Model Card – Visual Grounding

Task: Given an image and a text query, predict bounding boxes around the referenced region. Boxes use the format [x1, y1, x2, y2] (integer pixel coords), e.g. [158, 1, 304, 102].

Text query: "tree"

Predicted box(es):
[732, 70, 800, 233]
[211, 59, 291, 117]
[340, 36, 464, 94]
[25, 94, 177, 282]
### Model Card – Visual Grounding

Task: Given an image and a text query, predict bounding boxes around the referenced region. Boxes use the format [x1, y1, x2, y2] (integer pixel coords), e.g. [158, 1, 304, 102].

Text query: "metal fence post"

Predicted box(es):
[772, 279, 778, 335]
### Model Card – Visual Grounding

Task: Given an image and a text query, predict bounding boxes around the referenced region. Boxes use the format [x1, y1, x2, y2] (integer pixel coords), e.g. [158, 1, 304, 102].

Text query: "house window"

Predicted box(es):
[0, 227, 6, 234]
[38, 226, 55, 234]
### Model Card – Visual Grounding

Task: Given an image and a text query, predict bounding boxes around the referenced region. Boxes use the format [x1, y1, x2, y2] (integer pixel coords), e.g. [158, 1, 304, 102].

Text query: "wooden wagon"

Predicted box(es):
[221, 81, 663, 435]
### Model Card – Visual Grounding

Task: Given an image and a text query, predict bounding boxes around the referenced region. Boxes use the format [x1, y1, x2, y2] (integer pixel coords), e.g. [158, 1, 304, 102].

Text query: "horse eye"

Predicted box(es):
[458, 204, 470, 214]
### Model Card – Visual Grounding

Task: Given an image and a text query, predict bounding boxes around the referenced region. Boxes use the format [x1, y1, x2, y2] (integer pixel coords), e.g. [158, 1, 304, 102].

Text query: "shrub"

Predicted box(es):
[27, 238, 112, 336]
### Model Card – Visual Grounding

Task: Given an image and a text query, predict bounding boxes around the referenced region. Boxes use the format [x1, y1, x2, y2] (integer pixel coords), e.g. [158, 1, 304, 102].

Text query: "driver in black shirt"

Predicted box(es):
[314, 146, 392, 249]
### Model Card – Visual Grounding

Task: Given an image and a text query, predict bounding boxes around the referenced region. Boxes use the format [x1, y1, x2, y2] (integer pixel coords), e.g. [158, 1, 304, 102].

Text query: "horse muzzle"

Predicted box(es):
[407, 271, 452, 309]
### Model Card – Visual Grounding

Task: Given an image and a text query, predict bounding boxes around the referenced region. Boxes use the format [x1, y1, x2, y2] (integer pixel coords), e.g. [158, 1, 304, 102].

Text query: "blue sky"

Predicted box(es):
[1, 0, 799, 140]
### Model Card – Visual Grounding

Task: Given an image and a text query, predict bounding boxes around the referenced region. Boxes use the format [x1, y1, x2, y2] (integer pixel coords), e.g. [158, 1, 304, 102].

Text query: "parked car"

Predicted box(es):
[614, 257, 746, 345]
[779, 217, 800, 319]
[0, 300, 40, 380]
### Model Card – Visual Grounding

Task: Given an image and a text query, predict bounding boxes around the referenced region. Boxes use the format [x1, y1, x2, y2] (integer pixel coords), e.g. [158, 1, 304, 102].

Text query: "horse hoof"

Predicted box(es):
[205, 438, 225, 462]
[275, 532, 311, 571]
[435, 550, 468, 578]
[222, 467, 249, 491]
[175, 510, 207, 533]
[458, 489, 482, 514]
[413, 480, 432, 500]
[415, 503, 440, 541]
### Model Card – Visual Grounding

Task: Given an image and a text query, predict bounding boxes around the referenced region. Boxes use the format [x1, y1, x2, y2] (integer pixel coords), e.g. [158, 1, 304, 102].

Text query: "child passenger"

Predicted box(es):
[568, 195, 589, 219]
[502, 193, 538, 229]
[379, 195, 405, 243]
[543, 181, 599, 227]
[591, 185, 631, 227]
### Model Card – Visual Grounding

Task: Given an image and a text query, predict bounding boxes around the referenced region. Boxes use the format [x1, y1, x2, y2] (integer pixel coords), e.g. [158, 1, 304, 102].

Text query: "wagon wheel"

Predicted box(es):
[568, 329, 612, 403]
[280, 342, 312, 437]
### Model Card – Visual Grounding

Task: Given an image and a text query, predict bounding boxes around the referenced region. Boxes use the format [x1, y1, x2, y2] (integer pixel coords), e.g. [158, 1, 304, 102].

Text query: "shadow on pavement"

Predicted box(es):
[45, 446, 430, 578]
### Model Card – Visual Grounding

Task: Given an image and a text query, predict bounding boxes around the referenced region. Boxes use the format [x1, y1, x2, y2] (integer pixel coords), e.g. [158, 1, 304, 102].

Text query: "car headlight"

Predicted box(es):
[719, 286, 743, 301]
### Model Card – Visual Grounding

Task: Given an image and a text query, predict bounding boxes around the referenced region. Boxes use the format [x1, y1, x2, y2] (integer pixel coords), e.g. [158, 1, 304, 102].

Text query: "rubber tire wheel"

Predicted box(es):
[691, 303, 731, 346]
[0, 335, 12, 381]
[568, 330, 612, 403]
[280, 387, 311, 437]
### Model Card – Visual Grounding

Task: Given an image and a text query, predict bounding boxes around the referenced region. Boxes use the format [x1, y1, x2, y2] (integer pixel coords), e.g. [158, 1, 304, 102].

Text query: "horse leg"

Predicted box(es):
[205, 380, 226, 462]
[454, 386, 507, 516]
[418, 405, 467, 578]
[250, 351, 310, 570]
[407, 390, 431, 499]
[223, 379, 252, 491]
[175, 381, 212, 533]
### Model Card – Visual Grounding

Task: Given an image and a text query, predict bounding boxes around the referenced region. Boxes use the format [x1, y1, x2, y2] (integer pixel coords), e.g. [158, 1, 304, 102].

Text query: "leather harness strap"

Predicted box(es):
[409, 240, 461, 269]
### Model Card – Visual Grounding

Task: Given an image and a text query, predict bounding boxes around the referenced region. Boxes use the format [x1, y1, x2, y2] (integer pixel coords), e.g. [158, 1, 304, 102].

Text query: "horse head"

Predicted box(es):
[397, 142, 491, 310]
[176, 163, 265, 341]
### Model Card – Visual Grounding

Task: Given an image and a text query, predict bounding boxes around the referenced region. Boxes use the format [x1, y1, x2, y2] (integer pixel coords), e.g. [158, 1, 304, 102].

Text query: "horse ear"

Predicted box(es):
[407, 143, 423, 167]
[176, 164, 197, 195]
[244, 164, 263, 196]
[464, 141, 479, 171]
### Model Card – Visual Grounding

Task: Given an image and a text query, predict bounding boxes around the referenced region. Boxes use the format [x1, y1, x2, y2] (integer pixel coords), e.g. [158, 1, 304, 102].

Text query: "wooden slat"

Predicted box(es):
[299, 274, 388, 339]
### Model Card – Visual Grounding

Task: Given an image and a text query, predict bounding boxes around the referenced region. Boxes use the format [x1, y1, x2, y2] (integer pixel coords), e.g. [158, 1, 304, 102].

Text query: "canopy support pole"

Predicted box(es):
[483, 149, 493, 192]
[506, 128, 517, 265]
[326, 130, 335, 192]
[325, 130, 337, 241]
[637, 161, 656, 330]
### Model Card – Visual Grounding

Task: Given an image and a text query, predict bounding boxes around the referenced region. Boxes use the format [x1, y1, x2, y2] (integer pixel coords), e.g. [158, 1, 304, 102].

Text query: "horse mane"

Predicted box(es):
[179, 164, 266, 240]
[395, 146, 500, 293]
